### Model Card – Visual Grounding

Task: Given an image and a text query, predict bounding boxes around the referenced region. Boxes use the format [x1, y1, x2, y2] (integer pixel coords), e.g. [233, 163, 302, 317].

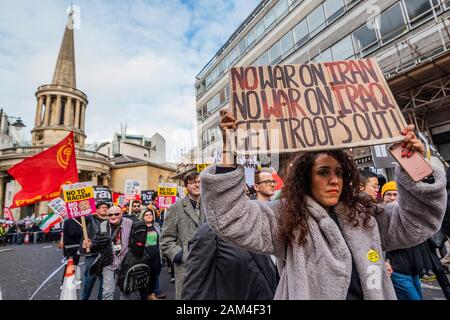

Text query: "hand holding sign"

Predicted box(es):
[401, 124, 424, 157]
[219, 109, 237, 165]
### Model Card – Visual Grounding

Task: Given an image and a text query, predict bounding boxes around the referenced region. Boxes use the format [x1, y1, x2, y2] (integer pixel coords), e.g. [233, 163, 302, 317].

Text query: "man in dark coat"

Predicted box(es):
[182, 223, 278, 300]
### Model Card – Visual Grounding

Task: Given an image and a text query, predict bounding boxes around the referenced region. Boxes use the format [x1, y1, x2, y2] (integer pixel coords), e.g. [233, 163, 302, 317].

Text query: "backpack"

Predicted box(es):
[117, 221, 151, 293]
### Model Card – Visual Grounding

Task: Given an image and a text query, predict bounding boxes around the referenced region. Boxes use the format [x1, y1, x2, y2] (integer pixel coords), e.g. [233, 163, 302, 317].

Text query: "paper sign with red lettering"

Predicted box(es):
[62, 182, 96, 219]
[229, 59, 407, 154]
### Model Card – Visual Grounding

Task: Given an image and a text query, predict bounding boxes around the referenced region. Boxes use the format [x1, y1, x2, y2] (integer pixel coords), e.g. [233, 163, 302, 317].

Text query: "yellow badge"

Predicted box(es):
[367, 249, 379, 263]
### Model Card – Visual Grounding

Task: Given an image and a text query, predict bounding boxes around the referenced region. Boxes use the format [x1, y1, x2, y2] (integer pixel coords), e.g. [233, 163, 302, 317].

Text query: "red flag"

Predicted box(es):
[271, 168, 284, 191]
[8, 132, 79, 208]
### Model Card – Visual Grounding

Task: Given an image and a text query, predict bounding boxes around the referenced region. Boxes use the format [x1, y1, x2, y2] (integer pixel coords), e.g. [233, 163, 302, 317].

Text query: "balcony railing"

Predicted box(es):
[0, 146, 109, 161]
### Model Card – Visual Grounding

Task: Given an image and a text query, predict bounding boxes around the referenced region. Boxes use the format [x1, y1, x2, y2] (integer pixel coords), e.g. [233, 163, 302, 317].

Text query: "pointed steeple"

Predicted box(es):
[52, 7, 77, 88]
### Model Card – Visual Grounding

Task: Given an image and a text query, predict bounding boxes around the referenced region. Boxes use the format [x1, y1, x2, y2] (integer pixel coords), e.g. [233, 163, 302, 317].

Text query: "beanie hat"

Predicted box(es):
[381, 181, 397, 198]
[96, 201, 111, 209]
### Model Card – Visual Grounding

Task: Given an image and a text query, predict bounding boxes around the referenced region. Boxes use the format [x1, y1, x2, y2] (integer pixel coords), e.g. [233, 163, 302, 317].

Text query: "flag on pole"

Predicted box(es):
[8, 132, 79, 208]
[39, 212, 63, 233]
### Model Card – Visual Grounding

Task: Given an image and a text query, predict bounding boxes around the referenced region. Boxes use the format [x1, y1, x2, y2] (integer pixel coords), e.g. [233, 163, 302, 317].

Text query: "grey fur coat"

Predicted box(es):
[200, 158, 447, 300]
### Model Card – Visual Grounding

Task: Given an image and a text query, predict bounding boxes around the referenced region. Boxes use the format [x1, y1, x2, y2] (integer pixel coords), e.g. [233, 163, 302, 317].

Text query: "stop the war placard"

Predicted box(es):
[229, 59, 407, 154]
[62, 182, 96, 219]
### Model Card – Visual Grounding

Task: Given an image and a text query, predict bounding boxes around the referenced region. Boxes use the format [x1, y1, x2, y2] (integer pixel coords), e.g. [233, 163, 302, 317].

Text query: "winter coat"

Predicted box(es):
[182, 223, 278, 300]
[79, 214, 107, 257]
[200, 158, 447, 300]
[160, 195, 205, 299]
[63, 218, 83, 257]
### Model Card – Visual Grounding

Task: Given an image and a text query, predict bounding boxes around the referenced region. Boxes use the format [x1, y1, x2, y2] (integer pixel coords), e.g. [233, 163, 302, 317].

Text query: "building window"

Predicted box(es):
[314, 48, 333, 63]
[308, 4, 326, 37]
[223, 55, 230, 70]
[238, 37, 247, 57]
[230, 46, 239, 64]
[254, 19, 265, 41]
[331, 35, 355, 60]
[269, 42, 281, 64]
[280, 30, 294, 56]
[265, 6, 277, 30]
[324, 0, 345, 25]
[352, 23, 379, 56]
[258, 51, 270, 66]
[225, 84, 230, 99]
[379, 3, 408, 43]
[60, 99, 66, 125]
[403, 0, 439, 26]
[247, 29, 255, 46]
[345, 0, 360, 9]
[293, 19, 309, 48]
[276, 0, 289, 19]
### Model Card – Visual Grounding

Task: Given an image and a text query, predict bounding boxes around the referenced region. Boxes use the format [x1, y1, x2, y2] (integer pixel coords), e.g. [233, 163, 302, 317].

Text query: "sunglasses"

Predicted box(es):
[107, 213, 121, 217]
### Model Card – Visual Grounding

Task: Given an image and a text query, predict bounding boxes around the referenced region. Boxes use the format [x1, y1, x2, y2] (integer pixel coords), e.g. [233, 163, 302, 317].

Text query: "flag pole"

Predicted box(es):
[80, 216, 89, 253]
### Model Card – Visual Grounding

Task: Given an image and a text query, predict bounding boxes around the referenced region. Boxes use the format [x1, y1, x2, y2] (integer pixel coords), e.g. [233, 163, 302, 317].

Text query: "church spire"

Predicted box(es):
[52, 7, 77, 88]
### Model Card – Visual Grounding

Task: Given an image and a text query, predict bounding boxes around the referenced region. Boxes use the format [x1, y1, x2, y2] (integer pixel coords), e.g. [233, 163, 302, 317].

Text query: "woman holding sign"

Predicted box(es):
[199, 110, 447, 300]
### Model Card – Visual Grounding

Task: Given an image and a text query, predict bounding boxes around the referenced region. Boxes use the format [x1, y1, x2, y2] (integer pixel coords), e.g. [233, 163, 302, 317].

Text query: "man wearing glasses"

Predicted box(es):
[253, 168, 276, 202]
[89, 206, 134, 300]
[359, 170, 380, 202]
[124, 200, 141, 223]
[161, 172, 205, 299]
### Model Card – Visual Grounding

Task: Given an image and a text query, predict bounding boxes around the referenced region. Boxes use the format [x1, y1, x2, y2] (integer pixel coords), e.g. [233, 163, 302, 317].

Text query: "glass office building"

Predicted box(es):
[195, 0, 450, 164]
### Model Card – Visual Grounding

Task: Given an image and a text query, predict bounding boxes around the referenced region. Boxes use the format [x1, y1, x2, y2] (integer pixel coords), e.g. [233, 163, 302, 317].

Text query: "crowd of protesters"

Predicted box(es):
[0, 220, 62, 246]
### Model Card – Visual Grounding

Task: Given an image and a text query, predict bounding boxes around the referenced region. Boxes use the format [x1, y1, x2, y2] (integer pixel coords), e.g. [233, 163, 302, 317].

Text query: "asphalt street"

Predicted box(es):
[0, 243, 448, 300]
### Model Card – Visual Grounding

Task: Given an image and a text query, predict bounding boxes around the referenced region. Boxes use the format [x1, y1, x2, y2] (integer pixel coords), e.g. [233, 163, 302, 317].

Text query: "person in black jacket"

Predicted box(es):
[182, 222, 278, 300]
[79, 201, 110, 300]
[63, 217, 83, 265]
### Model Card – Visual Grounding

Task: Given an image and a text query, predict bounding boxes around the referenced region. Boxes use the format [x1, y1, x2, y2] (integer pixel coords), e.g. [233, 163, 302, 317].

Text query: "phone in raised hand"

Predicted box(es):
[388, 143, 434, 182]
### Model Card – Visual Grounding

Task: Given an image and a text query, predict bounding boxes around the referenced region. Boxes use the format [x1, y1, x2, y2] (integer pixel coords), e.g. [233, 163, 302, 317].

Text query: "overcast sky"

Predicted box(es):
[0, 0, 259, 161]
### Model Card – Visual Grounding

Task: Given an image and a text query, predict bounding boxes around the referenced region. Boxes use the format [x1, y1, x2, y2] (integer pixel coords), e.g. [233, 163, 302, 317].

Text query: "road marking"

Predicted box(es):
[421, 283, 441, 290]
[0, 249, 13, 253]
[42, 246, 52, 249]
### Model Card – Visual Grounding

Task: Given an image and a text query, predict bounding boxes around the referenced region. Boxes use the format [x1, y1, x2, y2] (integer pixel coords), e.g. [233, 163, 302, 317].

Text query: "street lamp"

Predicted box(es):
[0, 108, 26, 131]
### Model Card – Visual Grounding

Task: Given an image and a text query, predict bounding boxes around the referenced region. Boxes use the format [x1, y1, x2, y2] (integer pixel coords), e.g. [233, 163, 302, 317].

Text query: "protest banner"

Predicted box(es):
[196, 164, 208, 173]
[141, 190, 155, 206]
[47, 198, 67, 218]
[157, 195, 176, 209]
[62, 182, 96, 219]
[157, 183, 178, 209]
[229, 59, 407, 155]
[93, 186, 112, 206]
[125, 180, 141, 213]
[62, 182, 96, 250]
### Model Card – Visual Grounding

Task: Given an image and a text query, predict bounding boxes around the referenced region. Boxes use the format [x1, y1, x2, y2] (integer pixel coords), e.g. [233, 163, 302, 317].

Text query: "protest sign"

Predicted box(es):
[125, 180, 141, 200]
[94, 186, 112, 205]
[229, 59, 407, 155]
[47, 198, 67, 218]
[141, 190, 155, 206]
[158, 185, 177, 197]
[158, 195, 176, 209]
[196, 164, 208, 173]
[62, 182, 96, 219]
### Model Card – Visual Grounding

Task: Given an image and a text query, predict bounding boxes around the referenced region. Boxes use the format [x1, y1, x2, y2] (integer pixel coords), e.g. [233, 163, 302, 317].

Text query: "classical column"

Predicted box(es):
[74, 100, 80, 129]
[90, 172, 98, 186]
[54, 95, 62, 125]
[102, 175, 110, 187]
[43, 95, 52, 126]
[35, 96, 43, 127]
[64, 97, 73, 127]
[80, 104, 85, 131]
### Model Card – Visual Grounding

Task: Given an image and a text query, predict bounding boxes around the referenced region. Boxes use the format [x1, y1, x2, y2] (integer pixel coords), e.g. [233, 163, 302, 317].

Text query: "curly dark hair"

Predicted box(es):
[278, 150, 373, 246]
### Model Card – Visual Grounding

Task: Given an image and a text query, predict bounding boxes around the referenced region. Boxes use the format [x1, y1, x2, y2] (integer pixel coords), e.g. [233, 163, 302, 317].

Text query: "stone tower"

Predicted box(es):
[31, 8, 87, 148]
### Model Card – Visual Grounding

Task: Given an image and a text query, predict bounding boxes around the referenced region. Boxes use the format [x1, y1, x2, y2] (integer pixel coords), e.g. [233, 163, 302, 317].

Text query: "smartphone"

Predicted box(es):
[388, 143, 434, 182]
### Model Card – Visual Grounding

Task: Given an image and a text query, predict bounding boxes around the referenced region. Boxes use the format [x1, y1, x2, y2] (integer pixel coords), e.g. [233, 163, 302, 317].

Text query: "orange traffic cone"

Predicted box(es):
[59, 258, 78, 300]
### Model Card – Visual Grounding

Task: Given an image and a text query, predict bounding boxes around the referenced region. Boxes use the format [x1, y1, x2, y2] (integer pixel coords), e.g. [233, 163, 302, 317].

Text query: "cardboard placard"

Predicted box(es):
[141, 190, 155, 206]
[125, 180, 141, 199]
[158, 195, 176, 209]
[47, 198, 67, 218]
[196, 164, 208, 173]
[229, 59, 407, 154]
[62, 182, 96, 219]
[94, 186, 113, 206]
[158, 186, 177, 197]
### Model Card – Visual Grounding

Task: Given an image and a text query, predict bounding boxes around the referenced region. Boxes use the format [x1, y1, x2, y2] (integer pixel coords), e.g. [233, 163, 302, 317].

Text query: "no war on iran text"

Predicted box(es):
[229, 58, 407, 154]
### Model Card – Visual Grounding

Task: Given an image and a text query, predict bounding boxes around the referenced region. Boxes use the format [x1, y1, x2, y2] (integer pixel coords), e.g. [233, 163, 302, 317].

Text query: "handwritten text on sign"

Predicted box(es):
[229, 59, 407, 154]
[63, 182, 96, 219]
